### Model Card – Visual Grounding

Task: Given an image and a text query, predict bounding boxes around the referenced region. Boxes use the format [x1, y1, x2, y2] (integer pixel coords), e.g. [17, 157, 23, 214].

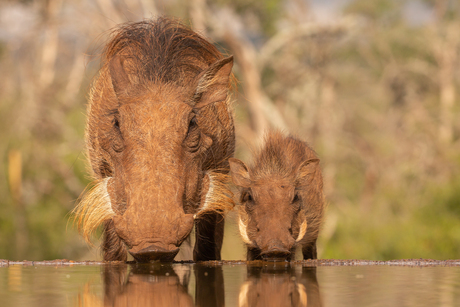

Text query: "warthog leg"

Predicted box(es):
[193, 212, 224, 261]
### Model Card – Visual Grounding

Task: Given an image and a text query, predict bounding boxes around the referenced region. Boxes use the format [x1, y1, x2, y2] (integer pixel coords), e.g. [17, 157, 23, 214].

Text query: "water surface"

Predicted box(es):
[2, 261, 460, 306]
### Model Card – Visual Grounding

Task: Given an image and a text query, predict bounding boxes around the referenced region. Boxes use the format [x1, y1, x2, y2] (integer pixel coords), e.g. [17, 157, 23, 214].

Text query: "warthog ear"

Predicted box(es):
[229, 158, 252, 188]
[193, 56, 234, 109]
[109, 55, 130, 100]
[296, 158, 319, 185]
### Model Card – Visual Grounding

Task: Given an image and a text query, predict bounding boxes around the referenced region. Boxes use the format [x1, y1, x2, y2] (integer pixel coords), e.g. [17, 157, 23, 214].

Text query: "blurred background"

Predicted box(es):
[0, 0, 459, 261]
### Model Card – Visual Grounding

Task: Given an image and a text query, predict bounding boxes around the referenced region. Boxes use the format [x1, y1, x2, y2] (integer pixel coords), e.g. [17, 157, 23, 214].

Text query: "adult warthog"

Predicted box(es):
[74, 17, 235, 262]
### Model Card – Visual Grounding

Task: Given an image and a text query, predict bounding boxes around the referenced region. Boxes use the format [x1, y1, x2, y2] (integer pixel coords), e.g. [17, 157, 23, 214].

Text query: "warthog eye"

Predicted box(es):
[292, 193, 301, 212]
[188, 117, 198, 132]
[185, 116, 201, 152]
[111, 116, 124, 152]
[242, 192, 253, 203]
[113, 117, 120, 129]
[292, 194, 300, 203]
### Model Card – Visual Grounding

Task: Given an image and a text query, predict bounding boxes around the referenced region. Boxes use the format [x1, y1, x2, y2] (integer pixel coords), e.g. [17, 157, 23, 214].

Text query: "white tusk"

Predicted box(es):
[239, 217, 252, 245]
[297, 284, 308, 307]
[238, 282, 251, 307]
[296, 220, 307, 242]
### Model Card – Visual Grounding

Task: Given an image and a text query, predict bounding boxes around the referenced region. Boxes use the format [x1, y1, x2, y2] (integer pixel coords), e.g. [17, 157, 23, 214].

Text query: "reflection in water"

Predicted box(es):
[8, 265, 22, 292]
[102, 263, 225, 307]
[103, 263, 194, 306]
[239, 264, 322, 307]
[76, 283, 103, 307]
[5, 263, 460, 307]
[98, 262, 320, 306]
[195, 264, 225, 307]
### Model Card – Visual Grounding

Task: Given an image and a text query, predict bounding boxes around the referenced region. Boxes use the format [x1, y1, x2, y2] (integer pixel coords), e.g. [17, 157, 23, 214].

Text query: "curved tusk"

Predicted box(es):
[296, 220, 307, 242]
[297, 283, 308, 307]
[238, 281, 251, 307]
[239, 217, 252, 245]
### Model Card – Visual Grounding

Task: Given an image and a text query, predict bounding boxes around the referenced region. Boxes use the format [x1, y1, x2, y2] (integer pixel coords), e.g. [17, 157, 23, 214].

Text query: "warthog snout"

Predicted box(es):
[113, 212, 195, 262]
[260, 239, 292, 261]
[129, 244, 180, 262]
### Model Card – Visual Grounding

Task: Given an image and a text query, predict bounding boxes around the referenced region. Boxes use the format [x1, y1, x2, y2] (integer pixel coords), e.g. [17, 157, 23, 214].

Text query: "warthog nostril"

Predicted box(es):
[260, 248, 291, 261]
[129, 244, 180, 262]
[260, 239, 291, 261]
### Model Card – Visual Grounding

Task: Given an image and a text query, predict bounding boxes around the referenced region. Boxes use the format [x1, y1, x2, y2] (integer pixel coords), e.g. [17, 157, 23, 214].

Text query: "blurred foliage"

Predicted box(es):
[344, 0, 403, 22]
[214, 0, 282, 36]
[325, 178, 460, 260]
[0, 0, 459, 261]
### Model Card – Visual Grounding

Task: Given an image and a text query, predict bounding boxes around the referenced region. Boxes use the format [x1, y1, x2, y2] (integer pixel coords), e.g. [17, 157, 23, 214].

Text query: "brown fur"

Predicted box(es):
[229, 131, 324, 260]
[74, 17, 235, 262]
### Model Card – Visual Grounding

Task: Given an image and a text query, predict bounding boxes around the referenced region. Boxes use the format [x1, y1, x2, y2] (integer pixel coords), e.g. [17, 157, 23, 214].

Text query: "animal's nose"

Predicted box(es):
[260, 239, 291, 261]
[129, 244, 180, 262]
[260, 248, 291, 261]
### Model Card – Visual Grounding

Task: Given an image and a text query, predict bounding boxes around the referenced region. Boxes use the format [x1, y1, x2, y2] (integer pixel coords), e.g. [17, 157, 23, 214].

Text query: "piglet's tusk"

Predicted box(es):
[297, 284, 308, 307]
[239, 217, 252, 245]
[238, 282, 251, 307]
[296, 220, 307, 242]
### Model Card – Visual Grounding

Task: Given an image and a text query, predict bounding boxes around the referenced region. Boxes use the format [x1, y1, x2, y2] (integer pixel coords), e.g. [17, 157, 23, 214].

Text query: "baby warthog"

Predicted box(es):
[229, 131, 324, 261]
[73, 17, 235, 262]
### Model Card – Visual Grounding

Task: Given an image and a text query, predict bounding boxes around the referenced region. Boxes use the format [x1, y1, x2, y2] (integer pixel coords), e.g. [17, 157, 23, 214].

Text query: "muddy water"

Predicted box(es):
[1, 260, 460, 306]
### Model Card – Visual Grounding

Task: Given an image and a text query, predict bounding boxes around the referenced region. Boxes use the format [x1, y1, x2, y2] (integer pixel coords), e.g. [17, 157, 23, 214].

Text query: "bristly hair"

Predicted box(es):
[194, 171, 235, 218]
[72, 177, 115, 246]
[103, 17, 223, 87]
[251, 130, 317, 180]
